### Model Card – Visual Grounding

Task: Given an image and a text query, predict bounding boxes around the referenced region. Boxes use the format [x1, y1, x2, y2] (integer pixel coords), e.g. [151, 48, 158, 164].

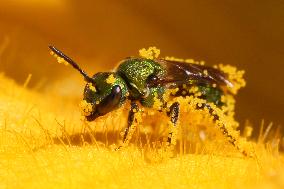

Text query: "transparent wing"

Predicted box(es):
[150, 59, 233, 88]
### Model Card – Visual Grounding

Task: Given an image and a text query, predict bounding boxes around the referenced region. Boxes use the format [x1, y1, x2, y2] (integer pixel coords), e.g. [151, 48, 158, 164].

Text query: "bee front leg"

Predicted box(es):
[166, 102, 180, 148]
[116, 102, 141, 150]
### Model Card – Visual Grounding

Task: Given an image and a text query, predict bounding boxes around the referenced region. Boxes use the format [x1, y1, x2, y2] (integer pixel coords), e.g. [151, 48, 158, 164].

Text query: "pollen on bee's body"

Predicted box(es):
[79, 100, 93, 116]
[49, 50, 69, 66]
[57, 57, 69, 66]
[87, 83, 96, 92]
[185, 58, 195, 63]
[170, 88, 179, 95]
[203, 69, 208, 76]
[165, 56, 185, 62]
[188, 86, 198, 94]
[218, 64, 246, 94]
[50, 51, 58, 59]
[194, 92, 202, 97]
[152, 93, 163, 110]
[106, 74, 116, 84]
[165, 56, 206, 66]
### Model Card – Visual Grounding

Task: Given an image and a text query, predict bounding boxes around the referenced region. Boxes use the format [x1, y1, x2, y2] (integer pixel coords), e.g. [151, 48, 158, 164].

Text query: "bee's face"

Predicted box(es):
[80, 72, 128, 121]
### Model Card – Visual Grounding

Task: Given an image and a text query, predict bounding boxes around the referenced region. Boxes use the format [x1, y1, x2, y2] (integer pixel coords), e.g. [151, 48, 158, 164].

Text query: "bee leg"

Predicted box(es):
[196, 103, 251, 157]
[166, 102, 180, 148]
[116, 102, 140, 150]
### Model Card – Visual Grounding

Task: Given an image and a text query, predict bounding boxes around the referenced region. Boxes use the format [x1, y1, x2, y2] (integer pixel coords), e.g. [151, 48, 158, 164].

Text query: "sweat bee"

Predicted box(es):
[49, 46, 249, 156]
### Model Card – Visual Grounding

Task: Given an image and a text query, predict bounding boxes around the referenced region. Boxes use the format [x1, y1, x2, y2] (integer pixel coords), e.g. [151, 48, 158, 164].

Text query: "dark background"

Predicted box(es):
[0, 0, 283, 131]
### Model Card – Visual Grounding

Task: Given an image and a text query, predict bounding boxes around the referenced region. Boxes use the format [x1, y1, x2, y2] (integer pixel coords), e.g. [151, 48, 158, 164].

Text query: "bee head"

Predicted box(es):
[49, 46, 129, 121]
[81, 72, 128, 121]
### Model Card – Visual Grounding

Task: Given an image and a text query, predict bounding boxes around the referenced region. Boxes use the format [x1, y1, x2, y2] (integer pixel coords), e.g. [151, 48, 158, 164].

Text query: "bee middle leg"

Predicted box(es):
[116, 101, 141, 150]
[166, 102, 180, 148]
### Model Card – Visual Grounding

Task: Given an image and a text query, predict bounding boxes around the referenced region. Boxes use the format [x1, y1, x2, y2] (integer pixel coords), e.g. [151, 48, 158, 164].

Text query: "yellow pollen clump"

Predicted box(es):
[79, 100, 93, 116]
[170, 88, 179, 95]
[152, 93, 163, 110]
[50, 51, 69, 66]
[203, 69, 208, 76]
[139, 46, 160, 60]
[221, 94, 236, 118]
[164, 56, 206, 65]
[162, 90, 171, 102]
[87, 83, 96, 92]
[164, 56, 185, 62]
[106, 74, 116, 84]
[218, 64, 246, 94]
[185, 58, 195, 63]
[188, 86, 199, 95]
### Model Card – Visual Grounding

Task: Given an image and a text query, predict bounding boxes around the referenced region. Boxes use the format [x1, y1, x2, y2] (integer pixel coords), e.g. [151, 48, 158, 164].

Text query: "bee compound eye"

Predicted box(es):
[95, 85, 122, 116]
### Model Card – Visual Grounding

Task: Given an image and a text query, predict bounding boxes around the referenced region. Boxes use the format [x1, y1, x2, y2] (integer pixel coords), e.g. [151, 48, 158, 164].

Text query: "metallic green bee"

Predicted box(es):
[49, 46, 244, 154]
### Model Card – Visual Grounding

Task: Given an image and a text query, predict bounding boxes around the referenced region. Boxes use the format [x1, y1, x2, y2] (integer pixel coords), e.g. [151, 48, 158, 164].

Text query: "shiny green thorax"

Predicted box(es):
[117, 58, 166, 99]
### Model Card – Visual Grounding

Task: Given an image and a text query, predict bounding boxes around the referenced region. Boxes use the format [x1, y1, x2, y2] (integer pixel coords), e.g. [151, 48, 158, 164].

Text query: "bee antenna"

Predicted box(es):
[49, 46, 94, 83]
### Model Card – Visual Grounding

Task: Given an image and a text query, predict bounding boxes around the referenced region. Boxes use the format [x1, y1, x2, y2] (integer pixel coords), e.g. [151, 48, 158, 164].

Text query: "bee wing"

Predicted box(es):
[152, 59, 233, 88]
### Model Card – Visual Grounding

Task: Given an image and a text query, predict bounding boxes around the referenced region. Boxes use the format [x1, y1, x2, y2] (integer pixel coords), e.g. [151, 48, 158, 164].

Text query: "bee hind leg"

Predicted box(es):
[196, 103, 250, 157]
[116, 101, 141, 150]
